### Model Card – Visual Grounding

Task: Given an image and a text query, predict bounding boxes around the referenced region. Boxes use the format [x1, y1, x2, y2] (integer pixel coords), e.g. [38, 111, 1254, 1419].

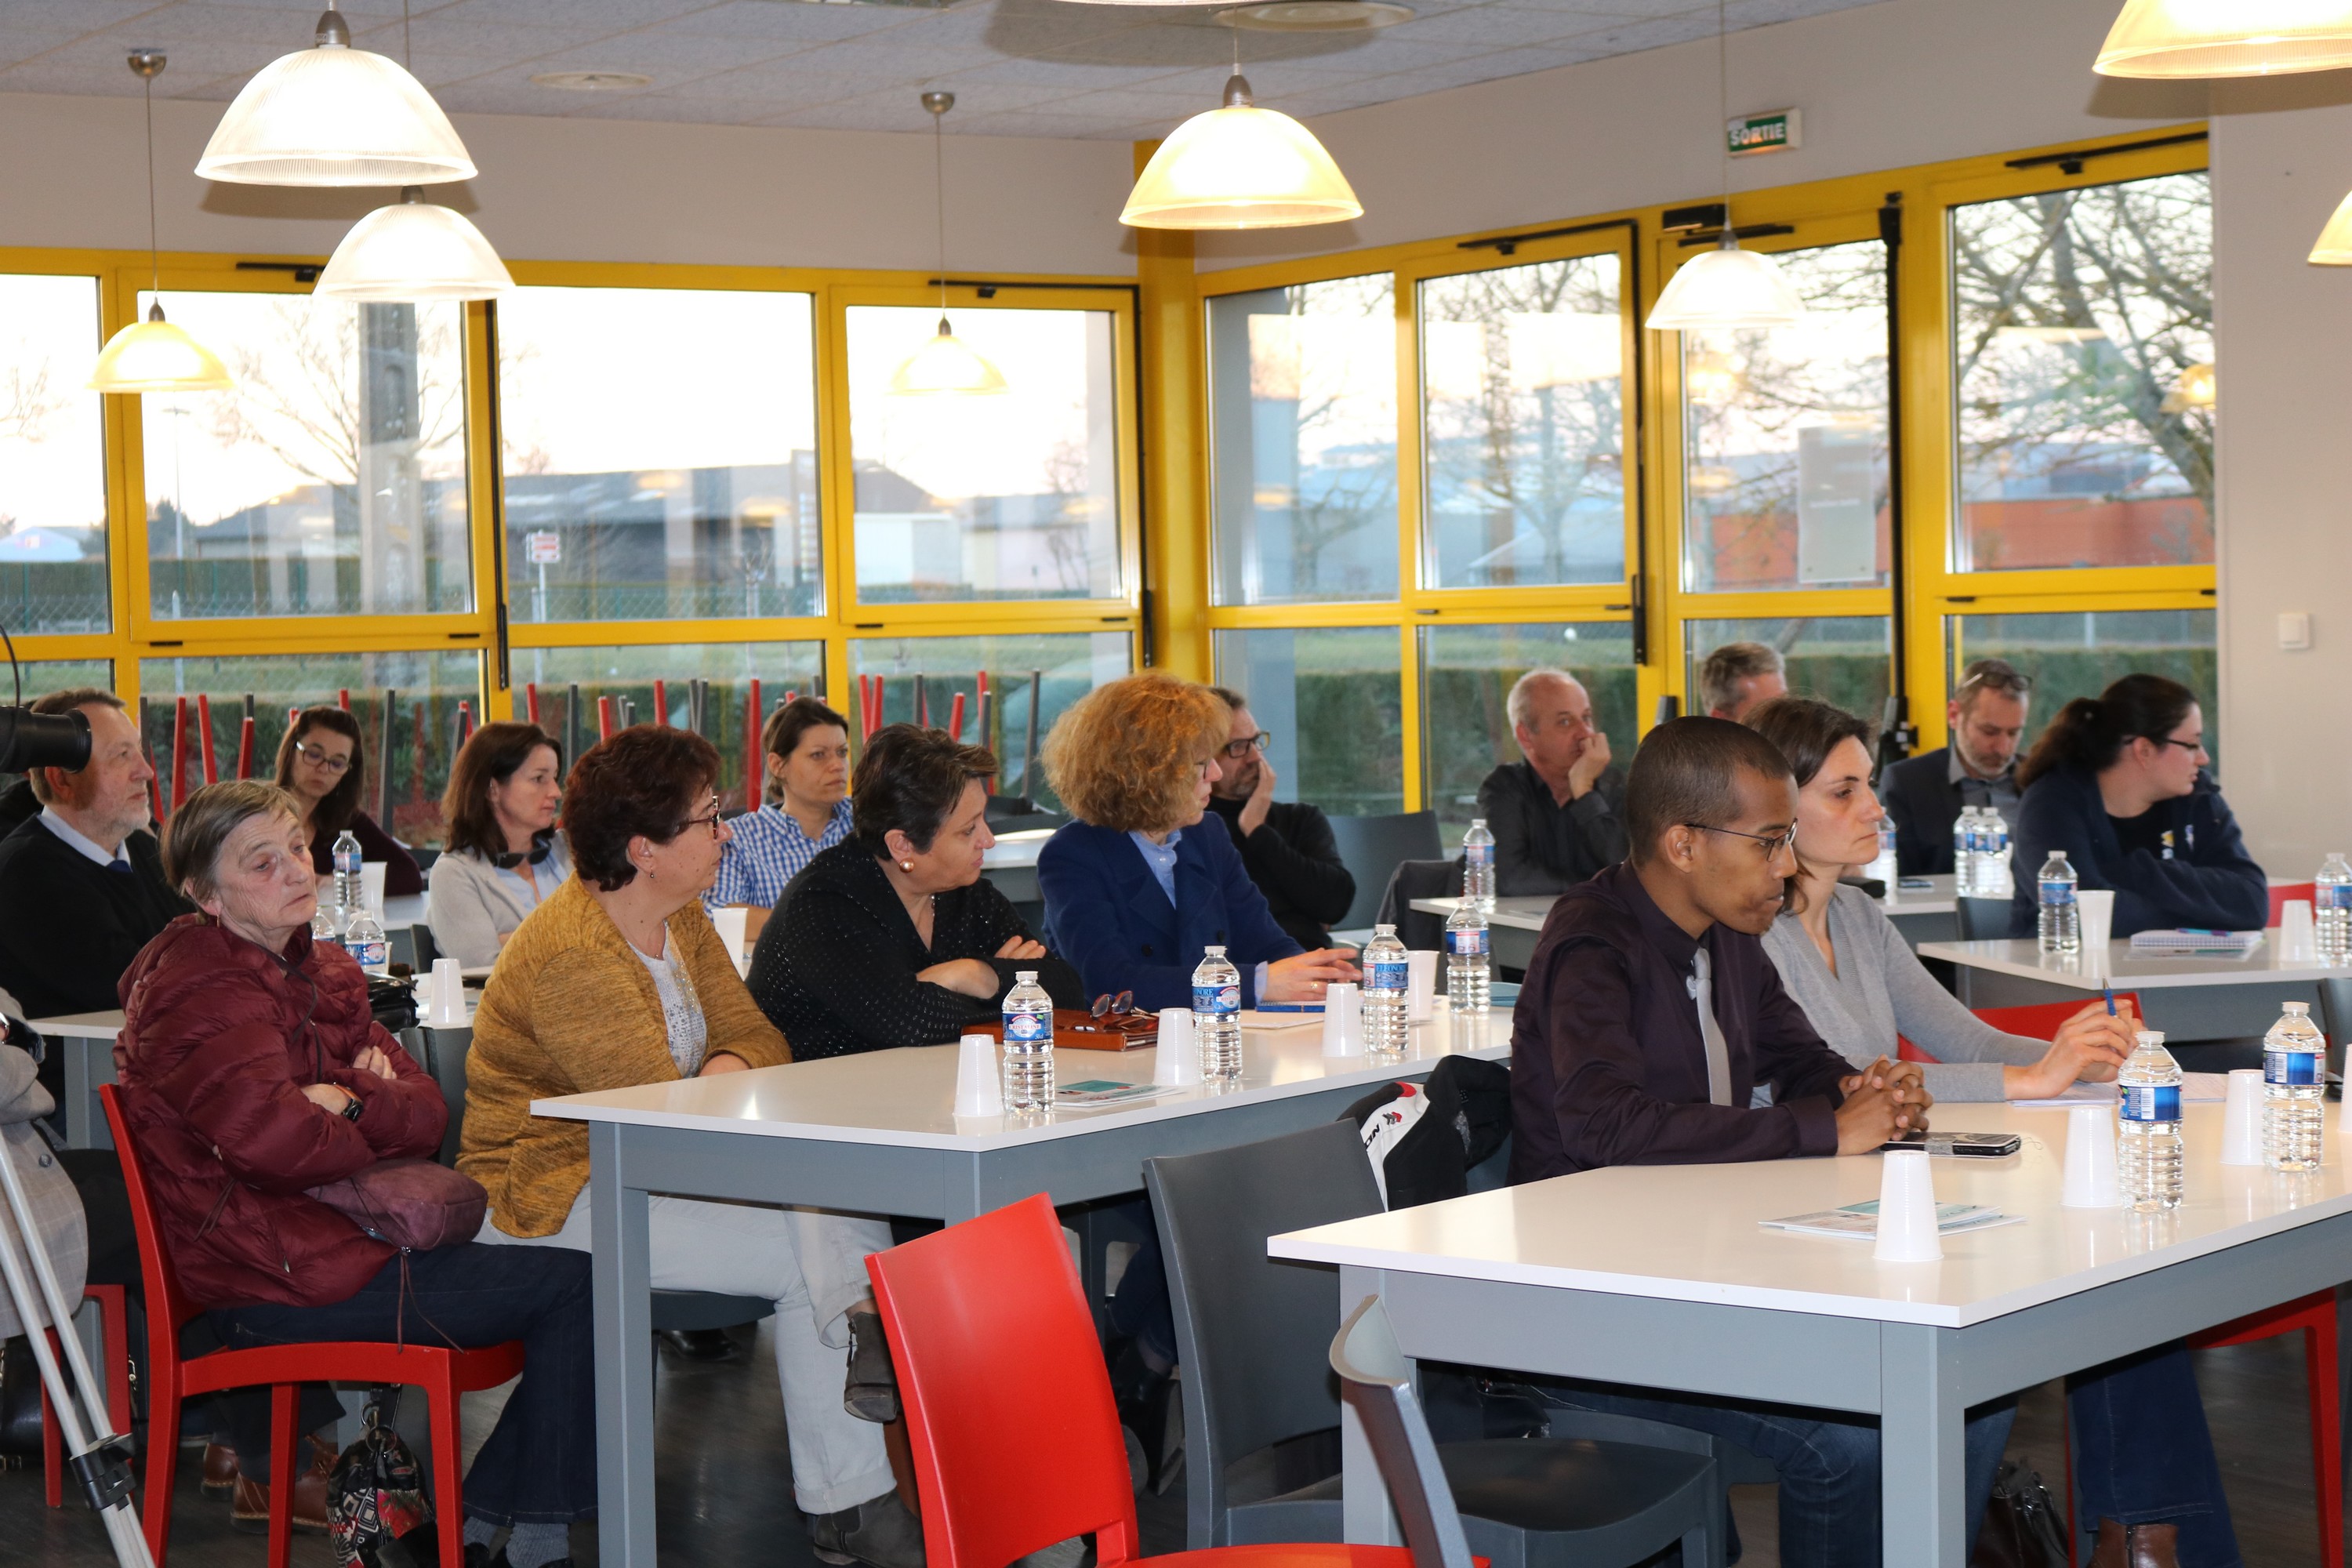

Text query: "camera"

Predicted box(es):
[0, 706, 90, 775]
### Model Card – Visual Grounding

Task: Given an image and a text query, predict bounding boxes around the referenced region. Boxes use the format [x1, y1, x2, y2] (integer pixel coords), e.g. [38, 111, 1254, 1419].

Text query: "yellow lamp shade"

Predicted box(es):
[198, 16, 475, 187]
[1122, 76, 1361, 230]
[1646, 239, 1807, 332]
[2310, 189, 2352, 263]
[890, 319, 1010, 397]
[315, 189, 514, 302]
[89, 306, 232, 394]
[2094, 0, 2352, 77]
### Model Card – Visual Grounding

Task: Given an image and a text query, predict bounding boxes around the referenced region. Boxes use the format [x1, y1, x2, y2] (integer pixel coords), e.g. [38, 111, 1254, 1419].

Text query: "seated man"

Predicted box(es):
[1508, 716, 2010, 1565]
[1475, 670, 1626, 896]
[1201, 688, 1355, 952]
[1697, 641, 1787, 721]
[1878, 659, 2031, 875]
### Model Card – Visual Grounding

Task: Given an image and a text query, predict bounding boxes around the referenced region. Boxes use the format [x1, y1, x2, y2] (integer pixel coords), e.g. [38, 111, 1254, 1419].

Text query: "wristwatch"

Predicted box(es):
[339, 1093, 365, 1123]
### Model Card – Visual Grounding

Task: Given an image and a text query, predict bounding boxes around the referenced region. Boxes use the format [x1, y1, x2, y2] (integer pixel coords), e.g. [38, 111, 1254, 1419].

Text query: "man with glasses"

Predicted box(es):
[1878, 658, 2034, 875]
[1476, 670, 1627, 896]
[1203, 688, 1356, 953]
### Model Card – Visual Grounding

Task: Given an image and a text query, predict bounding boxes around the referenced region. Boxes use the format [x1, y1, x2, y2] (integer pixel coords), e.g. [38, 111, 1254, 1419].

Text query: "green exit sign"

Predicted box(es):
[1727, 108, 1801, 158]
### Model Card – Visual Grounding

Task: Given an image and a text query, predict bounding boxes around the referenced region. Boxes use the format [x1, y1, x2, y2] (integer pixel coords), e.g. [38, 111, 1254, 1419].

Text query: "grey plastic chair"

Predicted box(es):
[1957, 896, 2014, 941]
[1330, 1294, 1723, 1568]
[1327, 811, 1444, 933]
[1145, 1122, 1725, 1566]
[1377, 859, 1462, 956]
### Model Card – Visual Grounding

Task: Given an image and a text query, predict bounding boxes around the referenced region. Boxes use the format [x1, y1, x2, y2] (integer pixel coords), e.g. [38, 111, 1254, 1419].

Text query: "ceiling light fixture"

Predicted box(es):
[890, 93, 1007, 397]
[315, 187, 515, 301]
[91, 52, 233, 396]
[1645, 0, 1805, 332]
[1121, 28, 1361, 231]
[1215, 1, 1414, 31]
[2093, 0, 2352, 77]
[197, 2, 475, 187]
[2161, 361, 2215, 412]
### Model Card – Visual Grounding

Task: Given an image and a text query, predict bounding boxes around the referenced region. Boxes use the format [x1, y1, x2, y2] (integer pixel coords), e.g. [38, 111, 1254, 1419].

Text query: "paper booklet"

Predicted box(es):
[1762, 1201, 2023, 1240]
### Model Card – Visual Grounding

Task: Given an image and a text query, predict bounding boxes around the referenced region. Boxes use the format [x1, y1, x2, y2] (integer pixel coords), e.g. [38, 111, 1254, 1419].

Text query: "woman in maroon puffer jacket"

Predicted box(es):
[116, 781, 595, 1568]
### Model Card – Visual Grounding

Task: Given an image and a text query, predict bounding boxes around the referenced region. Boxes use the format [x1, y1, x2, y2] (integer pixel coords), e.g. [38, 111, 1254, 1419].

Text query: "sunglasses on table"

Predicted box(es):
[1069, 991, 1155, 1039]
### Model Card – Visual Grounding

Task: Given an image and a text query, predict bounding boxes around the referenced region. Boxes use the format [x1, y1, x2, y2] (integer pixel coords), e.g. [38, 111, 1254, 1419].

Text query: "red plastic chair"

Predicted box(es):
[2270, 881, 2318, 927]
[39, 1282, 131, 1508]
[867, 1192, 1425, 1568]
[101, 1083, 524, 1568]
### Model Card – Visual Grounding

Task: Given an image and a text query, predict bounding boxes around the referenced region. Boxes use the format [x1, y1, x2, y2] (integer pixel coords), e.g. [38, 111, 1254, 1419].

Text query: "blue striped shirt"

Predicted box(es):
[706, 798, 855, 910]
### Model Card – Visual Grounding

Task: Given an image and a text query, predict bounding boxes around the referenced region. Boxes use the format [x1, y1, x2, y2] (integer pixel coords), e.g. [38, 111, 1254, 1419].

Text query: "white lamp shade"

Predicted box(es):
[89, 315, 233, 394]
[198, 44, 476, 186]
[316, 197, 514, 302]
[1122, 104, 1362, 230]
[1646, 243, 1808, 332]
[890, 321, 1010, 396]
[2094, 0, 2352, 77]
[2310, 189, 2352, 263]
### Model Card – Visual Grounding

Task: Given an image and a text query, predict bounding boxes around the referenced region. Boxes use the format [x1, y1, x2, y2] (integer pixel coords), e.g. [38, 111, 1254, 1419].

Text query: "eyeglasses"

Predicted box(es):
[675, 794, 724, 840]
[296, 745, 352, 774]
[1953, 666, 2033, 699]
[1682, 822, 1798, 856]
[1090, 991, 1135, 1019]
[1221, 733, 1273, 759]
[2153, 735, 2206, 755]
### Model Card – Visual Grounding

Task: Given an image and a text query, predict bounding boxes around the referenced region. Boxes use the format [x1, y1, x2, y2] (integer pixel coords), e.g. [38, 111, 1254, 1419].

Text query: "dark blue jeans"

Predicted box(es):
[206, 1241, 597, 1526]
[2070, 1342, 2241, 1567]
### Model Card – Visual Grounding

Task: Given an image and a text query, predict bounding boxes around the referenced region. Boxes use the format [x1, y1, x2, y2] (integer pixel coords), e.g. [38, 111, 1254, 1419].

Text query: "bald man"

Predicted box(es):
[1475, 670, 1628, 897]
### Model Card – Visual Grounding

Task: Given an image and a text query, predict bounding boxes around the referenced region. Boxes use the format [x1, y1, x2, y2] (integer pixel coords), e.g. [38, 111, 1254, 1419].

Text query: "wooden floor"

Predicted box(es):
[0, 1326, 2335, 1567]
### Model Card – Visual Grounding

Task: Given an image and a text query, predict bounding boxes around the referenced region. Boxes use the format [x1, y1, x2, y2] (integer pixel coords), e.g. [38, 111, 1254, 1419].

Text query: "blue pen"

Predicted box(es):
[2103, 982, 2116, 1017]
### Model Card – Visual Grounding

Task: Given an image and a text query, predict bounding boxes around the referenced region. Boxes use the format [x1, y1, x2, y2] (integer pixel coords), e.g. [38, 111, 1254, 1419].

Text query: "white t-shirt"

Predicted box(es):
[631, 942, 707, 1077]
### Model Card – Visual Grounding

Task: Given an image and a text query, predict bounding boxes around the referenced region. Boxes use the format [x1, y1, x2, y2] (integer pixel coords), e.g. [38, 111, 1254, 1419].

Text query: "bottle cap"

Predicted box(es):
[1014, 970, 1036, 982]
[1204, 945, 1225, 956]
[2136, 1029, 2165, 1048]
[2285, 1001, 2310, 1015]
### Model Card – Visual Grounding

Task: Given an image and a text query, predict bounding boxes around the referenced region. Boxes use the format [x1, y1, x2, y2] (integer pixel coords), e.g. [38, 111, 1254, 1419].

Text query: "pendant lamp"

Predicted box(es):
[2161, 361, 2215, 412]
[890, 93, 1007, 397]
[91, 53, 232, 397]
[197, 2, 474, 187]
[2309, 190, 2352, 263]
[315, 187, 514, 302]
[1122, 73, 1361, 230]
[2094, 0, 2352, 78]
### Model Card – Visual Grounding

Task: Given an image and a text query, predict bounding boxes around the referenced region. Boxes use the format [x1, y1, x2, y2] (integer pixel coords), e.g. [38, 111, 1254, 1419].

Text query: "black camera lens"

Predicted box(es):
[0, 706, 91, 775]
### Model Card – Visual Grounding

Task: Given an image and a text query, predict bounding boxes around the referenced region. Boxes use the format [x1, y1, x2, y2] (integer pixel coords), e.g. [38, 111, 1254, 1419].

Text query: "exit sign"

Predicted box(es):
[1727, 108, 1801, 158]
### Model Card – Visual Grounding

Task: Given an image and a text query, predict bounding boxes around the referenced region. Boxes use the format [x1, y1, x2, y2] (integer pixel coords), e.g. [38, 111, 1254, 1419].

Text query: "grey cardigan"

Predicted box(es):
[0, 1041, 84, 1339]
[1761, 883, 2046, 1102]
[426, 835, 574, 970]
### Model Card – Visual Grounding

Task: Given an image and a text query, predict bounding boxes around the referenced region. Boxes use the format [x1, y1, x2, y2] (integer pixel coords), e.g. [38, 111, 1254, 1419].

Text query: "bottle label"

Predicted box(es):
[2321, 886, 2352, 912]
[2040, 883, 2074, 906]
[1367, 959, 1409, 993]
[1463, 844, 1491, 867]
[1192, 983, 1240, 1018]
[345, 939, 387, 971]
[1004, 1010, 1051, 1044]
[2121, 1083, 2180, 1123]
[1446, 928, 1488, 957]
[2266, 1048, 2321, 1087]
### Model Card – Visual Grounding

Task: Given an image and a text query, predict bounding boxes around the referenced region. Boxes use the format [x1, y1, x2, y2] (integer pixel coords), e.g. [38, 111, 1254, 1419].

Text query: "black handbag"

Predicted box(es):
[1973, 1458, 2069, 1568]
[0, 1334, 43, 1457]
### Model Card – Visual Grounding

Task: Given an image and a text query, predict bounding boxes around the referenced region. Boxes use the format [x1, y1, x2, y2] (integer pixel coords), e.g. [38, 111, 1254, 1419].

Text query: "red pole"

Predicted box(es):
[745, 679, 762, 812]
[169, 698, 190, 811]
[857, 676, 872, 739]
[949, 691, 966, 742]
[234, 716, 255, 780]
[525, 683, 540, 725]
[144, 743, 164, 822]
[783, 690, 797, 708]
[336, 688, 350, 712]
[653, 680, 668, 726]
[458, 699, 474, 743]
[196, 694, 219, 784]
[596, 695, 615, 742]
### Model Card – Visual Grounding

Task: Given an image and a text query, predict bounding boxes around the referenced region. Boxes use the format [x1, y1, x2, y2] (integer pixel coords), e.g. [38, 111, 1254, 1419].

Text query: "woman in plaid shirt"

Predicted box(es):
[706, 696, 855, 935]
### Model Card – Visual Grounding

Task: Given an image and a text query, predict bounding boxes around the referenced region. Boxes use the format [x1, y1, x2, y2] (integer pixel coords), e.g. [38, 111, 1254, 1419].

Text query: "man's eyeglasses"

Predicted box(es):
[676, 794, 724, 840]
[1953, 666, 2033, 700]
[296, 745, 352, 775]
[1682, 822, 1798, 856]
[1221, 732, 1274, 759]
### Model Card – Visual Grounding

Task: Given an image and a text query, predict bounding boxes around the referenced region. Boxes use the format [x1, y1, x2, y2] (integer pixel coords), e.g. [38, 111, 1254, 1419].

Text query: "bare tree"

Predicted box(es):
[209, 299, 466, 487]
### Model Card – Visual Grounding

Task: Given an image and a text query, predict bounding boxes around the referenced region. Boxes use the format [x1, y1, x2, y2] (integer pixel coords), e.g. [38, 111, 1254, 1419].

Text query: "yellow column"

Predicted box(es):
[1134, 141, 1210, 681]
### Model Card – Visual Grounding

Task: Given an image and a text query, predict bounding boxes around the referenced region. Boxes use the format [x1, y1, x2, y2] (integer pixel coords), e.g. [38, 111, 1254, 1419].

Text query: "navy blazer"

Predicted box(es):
[2006, 764, 2267, 938]
[1878, 746, 1965, 876]
[1037, 815, 1305, 1012]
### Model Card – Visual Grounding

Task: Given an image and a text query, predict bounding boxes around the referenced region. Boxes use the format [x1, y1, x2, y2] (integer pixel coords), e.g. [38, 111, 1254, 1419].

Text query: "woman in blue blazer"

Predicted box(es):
[1036, 673, 1359, 1013]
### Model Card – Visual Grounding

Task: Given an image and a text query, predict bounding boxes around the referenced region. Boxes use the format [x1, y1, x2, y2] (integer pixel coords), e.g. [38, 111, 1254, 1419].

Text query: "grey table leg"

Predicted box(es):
[590, 1122, 657, 1568]
[1338, 1266, 1403, 1547]
[67, 1036, 107, 1151]
[1880, 1321, 1966, 1564]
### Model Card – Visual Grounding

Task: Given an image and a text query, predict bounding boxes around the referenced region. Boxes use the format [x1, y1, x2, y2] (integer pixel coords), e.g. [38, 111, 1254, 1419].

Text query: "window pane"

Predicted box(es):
[514, 642, 825, 813]
[1209, 277, 1398, 605]
[0, 277, 109, 633]
[1421, 257, 1625, 589]
[846, 307, 1120, 604]
[144, 293, 470, 621]
[1420, 622, 1634, 848]
[1682, 241, 1889, 592]
[501, 288, 820, 622]
[1684, 616, 1890, 719]
[1947, 609, 2218, 769]
[850, 633, 1131, 813]
[138, 652, 482, 848]
[0, 659, 117, 800]
[1951, 172, 2213, 571]
[1213, 627, 1402, 818]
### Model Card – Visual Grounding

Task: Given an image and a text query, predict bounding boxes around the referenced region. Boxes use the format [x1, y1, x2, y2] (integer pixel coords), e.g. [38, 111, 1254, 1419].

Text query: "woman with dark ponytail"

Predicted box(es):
[2008, 673, 2266, 938]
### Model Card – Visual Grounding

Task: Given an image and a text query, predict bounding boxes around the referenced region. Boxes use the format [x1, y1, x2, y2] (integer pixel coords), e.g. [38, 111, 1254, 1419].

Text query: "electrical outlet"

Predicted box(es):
[2279, 611, 2313, 651]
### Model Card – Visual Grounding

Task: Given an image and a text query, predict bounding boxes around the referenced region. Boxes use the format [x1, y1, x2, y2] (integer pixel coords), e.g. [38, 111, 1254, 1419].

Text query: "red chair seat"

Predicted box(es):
[1149, 1549, 1426, 1568]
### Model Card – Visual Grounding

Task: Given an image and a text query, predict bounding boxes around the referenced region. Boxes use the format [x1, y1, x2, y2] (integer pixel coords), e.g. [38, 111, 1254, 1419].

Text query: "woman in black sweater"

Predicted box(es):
[748, 724, 1082, 1061]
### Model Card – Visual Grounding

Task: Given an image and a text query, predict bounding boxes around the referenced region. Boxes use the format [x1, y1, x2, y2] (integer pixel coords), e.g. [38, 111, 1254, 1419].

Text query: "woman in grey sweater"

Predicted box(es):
[1747, 699, 2135, 1102]
[427, 722, 573, 970]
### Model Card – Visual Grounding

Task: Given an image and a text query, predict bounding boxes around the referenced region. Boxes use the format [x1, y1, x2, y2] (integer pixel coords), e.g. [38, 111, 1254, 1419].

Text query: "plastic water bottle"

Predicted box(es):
[2264, 1001, 2327, 1172]
[1869, 818, 1899, 889]
[2117, 1029, 2183, 1212]
[1000, 971, 1055, 1111]
[1361, 924, 1409, 1054]
[332, 829, 363, 920]
[2317, 853, 2352, 963]
[2037, 851, 2079, 955]
[310, 903, 342, 942]
[1461, 818, 1495, 913]
[1954, 808, 1977, 895]
[1190, 946, 1243, 1083]
[1983, 810, 2013, 898]
[341, 906, 389, 976]
[1444, 901, 1490, 1014]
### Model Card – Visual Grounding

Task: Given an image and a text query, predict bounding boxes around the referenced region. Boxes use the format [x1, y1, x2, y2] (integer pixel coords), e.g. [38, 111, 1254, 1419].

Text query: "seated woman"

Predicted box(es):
[2008, 673, 2266, 938]
[1036, 673, 1359, 1012]
[275, 706, 423, 897]
[114, 781, 593, 1568]
[1748, 698, 2242, 1564]
[428, 722, 571, 969]
[709, 695, 856, 936]
[461, 725, 917, 1568]
[748, 724, 1081, 1060]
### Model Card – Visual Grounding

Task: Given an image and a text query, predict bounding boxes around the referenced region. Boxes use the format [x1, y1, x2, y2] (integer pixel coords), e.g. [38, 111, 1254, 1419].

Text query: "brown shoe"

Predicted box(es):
[201, 1442, 238, 1497]
[229, 1433, 336, 1536]
[2090, 1518, 2180, 1568]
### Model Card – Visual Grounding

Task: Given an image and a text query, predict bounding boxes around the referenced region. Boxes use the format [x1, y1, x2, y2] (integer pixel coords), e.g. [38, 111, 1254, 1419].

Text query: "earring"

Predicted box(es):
[901, 859, 914, 872]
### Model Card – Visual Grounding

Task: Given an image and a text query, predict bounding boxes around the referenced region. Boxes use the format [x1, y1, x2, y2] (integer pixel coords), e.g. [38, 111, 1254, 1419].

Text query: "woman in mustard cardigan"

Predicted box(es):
[460, 726, 917, 1568]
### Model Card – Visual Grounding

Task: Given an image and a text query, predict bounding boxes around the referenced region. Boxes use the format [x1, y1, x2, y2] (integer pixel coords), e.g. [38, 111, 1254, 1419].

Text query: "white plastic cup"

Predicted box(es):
[2280, 899, 2318, 961]
[953, 1033, 1004, 1116]
[1154, 1009, 1202, 1087]
[2219, 1068, 2265, 1166]
[2061, 1103, 2124, 1208]
[1321, 982, 1363, 1058]
[427, 957, 468, 1026]
[2075, 888, 2115, 960]
[712, 906, 751, 964]
[1405, 951, 1437, 1024]
[1872, 1148, 1944, 1262]
[361, 860, 387, 914]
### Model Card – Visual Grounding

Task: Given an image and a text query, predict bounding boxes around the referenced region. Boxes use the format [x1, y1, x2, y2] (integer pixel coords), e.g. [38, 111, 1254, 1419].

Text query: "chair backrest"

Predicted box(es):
[2270, 881, 2317, 927]
[1145, 1120, 1384, 1546]
[416, 1024, 471, 1167]
[866, 1193, 1142, 1568]
[1955, 896, 2013, 941]
[1328, 1295, 1475, 1568]
[1328, 811, 1444, 932]
[98, 1084, 201, 1355]
[1377, 859, 1463, 953]
[1973, 993, 2144, 1041]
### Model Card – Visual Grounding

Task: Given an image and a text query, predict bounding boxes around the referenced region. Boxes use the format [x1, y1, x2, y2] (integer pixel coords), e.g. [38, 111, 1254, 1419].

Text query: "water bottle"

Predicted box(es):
[2317, 853, 2352, 963]
[341, 906, 389, 976]
[1461, 818, 1495, 913]
[332, 829, 363, 920]
[310, 903, 342, 943]
[2117, 1029, 2183, 1212]
[1869, 817, 1899, 889]
[1444, 901, 1490, 1014]
[2264, 1001, 2327, 1172]
[1953, 808, 1976, 895]
[1000, 971, 1055, 1111]
[1361, 924, 1409, 1054]
[2038, 850, 2079, 955]
[1190, 946, 1243, 1083]
[1984, 810, 2013, 898]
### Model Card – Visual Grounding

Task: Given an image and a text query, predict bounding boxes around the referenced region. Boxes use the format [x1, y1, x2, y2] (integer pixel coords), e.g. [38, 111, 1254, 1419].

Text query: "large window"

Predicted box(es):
[0, 276, 109, 634]
[1947, 609, 2217, 767]
[1684, 616, 1891, 720]
[848, 633, 1130, 811]
[1213, 627, 1403, 818]
[1421, 622, 1634, 845]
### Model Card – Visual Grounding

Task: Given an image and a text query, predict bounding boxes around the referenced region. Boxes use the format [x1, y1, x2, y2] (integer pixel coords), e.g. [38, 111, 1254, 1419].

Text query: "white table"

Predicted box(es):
[534, 1009, 1512, 1568]
[1269, 1101, 2352, 1565]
